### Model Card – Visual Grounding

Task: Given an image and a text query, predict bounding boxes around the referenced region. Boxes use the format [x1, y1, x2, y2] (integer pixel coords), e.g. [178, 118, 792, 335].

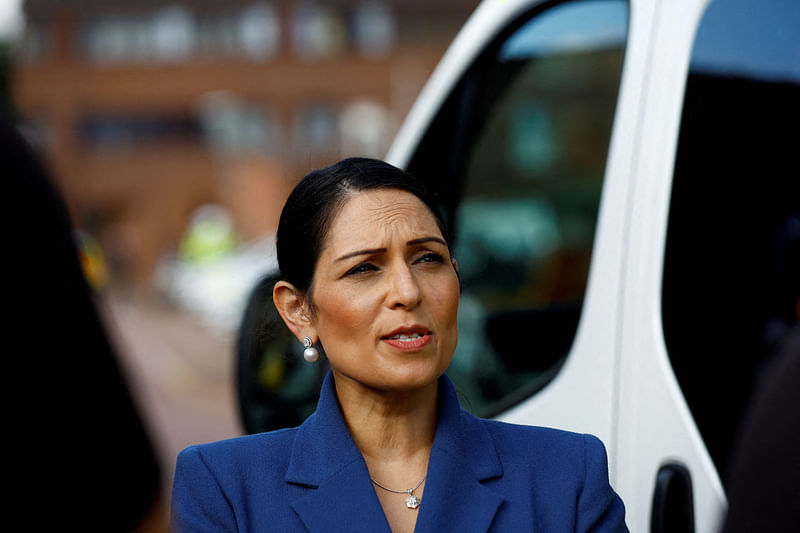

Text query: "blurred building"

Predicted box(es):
[13, 0, 478, 284]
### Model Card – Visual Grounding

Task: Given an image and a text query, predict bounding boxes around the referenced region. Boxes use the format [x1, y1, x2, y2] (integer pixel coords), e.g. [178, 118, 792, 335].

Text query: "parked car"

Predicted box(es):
[236, 0, 799, 531]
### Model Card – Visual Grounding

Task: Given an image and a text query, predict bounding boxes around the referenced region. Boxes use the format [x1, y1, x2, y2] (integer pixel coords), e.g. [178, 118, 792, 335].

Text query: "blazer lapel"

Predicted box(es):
[286, 372, 391, 532]
[415, 375, 506, 533]
[290, 459, 391, 532]
[285, 372, 506, 532]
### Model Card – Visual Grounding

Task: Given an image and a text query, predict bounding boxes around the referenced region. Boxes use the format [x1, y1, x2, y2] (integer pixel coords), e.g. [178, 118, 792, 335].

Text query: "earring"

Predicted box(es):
[303, 336, 319, 363]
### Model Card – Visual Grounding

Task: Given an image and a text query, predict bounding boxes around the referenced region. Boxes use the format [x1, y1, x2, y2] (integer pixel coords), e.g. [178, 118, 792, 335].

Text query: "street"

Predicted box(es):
[99, 289, 243, 528]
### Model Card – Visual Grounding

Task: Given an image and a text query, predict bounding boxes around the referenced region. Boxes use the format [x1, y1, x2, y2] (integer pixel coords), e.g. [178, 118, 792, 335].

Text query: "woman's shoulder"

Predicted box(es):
[176, 426, 299, 474]
[467, 412, 609, 464]
[172, 427, 305, 530]
[463, 415, 627, 531]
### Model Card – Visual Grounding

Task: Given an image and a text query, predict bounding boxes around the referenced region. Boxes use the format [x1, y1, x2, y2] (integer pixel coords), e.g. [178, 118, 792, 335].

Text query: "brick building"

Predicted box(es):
[13, 0, 477, 284]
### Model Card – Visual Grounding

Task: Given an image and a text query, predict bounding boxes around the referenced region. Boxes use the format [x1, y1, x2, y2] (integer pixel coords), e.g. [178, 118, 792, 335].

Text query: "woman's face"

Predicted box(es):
[309, 188, 459, 393]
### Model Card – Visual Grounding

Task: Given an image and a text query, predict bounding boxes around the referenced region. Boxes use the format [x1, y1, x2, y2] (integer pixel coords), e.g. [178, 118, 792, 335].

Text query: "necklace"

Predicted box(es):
[370, 475, 426, 509]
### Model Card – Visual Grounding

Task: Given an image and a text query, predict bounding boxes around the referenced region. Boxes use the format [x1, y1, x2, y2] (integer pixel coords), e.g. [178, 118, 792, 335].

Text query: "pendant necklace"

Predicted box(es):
[370, 475, 426, 509]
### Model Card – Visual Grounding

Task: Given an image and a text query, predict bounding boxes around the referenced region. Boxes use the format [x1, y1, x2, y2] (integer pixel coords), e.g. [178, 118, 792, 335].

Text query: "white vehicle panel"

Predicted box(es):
[616, 0, 725, 531]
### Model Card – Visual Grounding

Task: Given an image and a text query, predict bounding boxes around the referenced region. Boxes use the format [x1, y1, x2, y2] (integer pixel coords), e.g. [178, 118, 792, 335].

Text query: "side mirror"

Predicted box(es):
[235, 273, 329, 434]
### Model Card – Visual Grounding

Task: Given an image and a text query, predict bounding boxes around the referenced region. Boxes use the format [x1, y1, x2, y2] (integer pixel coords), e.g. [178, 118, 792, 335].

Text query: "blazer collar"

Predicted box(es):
[414, 373, 505, 532]
[286, 371, 505, 532]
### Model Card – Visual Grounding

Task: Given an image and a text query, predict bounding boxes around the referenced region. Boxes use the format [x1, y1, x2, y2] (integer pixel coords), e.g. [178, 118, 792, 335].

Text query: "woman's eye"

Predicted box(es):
[417, 252, 445, 264]
[345, 263, 378, 276]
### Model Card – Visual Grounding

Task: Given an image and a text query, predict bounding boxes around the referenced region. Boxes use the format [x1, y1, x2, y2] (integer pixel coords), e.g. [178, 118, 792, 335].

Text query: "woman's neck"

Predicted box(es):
[332, 371, 438, 471]
[332, 372, 438, 533]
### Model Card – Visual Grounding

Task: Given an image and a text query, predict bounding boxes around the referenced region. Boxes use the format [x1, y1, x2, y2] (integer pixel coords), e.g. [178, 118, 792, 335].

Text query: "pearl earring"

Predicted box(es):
[303, 336, 319, 363]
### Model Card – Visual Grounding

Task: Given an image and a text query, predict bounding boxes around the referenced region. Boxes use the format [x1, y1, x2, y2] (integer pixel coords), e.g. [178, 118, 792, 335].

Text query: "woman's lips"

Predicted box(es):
[381, 326, 432, 351]
[381, 333, 432, 351]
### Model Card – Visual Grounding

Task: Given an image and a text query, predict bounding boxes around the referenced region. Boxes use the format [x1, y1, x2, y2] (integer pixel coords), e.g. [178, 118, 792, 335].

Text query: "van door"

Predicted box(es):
[617, 0, 800, 532]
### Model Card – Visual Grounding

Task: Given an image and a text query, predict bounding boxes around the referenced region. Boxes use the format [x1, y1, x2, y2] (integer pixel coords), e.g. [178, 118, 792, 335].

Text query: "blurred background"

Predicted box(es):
[1, 0, 478, 529]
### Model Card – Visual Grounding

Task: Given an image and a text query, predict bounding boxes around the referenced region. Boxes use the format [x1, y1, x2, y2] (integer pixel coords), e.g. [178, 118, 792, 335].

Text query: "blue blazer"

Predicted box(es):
[172, 372, 627, 532]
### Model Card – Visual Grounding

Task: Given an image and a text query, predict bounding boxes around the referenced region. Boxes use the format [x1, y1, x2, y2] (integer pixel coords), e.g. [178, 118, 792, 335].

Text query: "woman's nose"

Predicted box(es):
[387, 264, 422, 309]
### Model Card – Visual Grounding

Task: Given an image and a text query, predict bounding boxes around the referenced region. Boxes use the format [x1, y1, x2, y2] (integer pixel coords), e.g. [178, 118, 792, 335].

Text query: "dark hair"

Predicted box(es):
[276, 157, 451, 294]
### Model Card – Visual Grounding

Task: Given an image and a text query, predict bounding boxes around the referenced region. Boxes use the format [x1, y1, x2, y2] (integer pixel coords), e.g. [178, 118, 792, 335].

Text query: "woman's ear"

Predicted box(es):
[273, 280, 315, 342]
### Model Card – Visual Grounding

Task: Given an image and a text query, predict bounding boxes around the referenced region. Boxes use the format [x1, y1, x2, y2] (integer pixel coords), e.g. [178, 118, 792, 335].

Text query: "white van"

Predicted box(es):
[236, 1, 800, 531]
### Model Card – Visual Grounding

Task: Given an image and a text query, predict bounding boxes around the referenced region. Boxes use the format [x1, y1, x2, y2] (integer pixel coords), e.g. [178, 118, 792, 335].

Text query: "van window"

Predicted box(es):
[407, 0, 628, 415]
[662, 0, 800, 480]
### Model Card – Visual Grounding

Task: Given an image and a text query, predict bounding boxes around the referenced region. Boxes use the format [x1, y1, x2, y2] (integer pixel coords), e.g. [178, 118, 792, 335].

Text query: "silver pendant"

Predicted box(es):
[405, 494, 420, 509]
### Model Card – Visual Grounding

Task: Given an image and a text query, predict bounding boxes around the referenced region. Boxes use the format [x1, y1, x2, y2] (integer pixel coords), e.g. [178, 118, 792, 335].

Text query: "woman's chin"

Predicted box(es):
[333, 363, 443, 396]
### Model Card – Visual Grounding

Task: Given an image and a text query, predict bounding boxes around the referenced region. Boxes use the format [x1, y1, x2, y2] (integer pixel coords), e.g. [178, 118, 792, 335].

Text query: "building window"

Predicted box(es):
[339, 100, 391, 158]
[151, 5, 196, 62]
[197, 14, 238, 57]
[290, 1, 346, 61]
[78, 113, 203, 151]
[293, 103, 339, 157]
[198, 92, 280, 155]
[81, 5, 197, 63]
[352, 1, 395, 59]
[82, 15, 135, 63]
[237, 2, 280, 61]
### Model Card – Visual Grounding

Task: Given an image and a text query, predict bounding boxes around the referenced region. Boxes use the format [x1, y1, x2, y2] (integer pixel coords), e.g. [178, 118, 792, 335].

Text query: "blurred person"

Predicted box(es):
[2, 114, 162, 531]
[171, 158, 627, 532]
[720, 324, 800, 533]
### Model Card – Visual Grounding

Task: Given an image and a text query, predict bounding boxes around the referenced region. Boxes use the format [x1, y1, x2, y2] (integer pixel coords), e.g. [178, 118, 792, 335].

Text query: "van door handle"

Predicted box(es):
[651, 462, 695, 533]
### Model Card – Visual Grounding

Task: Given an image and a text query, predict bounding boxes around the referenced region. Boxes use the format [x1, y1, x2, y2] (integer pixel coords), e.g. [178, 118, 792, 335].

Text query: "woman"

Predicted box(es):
[171, 158, 627, 532]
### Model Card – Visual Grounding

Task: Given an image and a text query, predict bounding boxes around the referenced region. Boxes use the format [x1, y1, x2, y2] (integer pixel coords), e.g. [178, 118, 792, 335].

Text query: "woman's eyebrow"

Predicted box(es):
[335, 248, 386, 262]
[407, 237, 447, 247]
[335, 237, 446, 262]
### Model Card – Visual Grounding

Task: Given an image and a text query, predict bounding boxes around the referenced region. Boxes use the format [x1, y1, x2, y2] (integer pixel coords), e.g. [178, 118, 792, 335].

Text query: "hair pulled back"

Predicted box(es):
[276, 157, 450, 294]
